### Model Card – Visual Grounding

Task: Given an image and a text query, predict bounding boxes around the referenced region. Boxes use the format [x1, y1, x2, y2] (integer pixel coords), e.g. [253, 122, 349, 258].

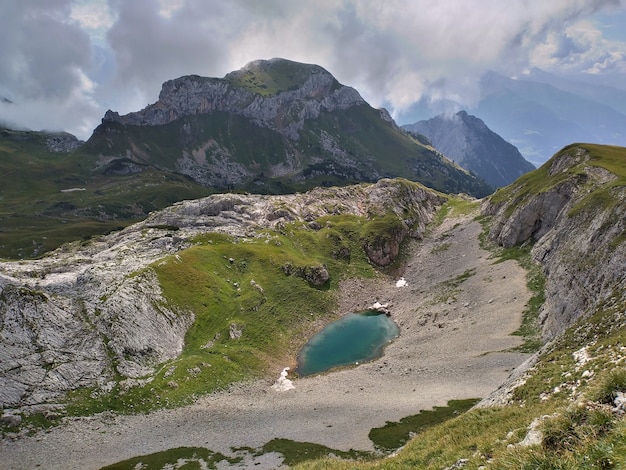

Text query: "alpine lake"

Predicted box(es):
[296, 310, 400, 376]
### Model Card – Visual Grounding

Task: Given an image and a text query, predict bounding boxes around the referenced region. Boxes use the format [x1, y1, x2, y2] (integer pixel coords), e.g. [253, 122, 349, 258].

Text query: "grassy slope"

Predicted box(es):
[489, 143, 626, 215]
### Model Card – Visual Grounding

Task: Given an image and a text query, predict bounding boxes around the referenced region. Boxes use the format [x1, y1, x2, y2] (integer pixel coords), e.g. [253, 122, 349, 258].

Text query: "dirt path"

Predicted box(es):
[1, 210, 532, 469]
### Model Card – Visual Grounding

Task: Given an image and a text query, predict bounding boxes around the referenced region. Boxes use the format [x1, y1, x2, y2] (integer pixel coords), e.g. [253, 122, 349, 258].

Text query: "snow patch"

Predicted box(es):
[395, 277, 407, 287]
[272, 367, 295, 392]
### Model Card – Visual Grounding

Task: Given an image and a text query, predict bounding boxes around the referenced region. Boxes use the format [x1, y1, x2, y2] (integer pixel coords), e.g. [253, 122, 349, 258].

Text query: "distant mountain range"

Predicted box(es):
[403, 110, 536, 188]
[399, 69, 626, 166]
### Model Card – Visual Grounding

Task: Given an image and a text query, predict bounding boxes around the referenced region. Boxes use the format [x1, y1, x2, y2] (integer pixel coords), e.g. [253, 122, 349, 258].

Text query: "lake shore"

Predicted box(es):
[1, 211, 532, 469]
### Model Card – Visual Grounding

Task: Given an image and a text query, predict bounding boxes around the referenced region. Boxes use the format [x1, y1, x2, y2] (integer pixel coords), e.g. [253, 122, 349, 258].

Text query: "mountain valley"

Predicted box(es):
[0, 58, 625, 470]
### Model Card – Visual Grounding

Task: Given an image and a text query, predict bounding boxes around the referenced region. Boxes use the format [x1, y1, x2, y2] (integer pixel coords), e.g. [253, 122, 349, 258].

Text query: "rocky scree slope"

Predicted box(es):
[87, 58, 491, 197]
[404, 110, 535, 188]
[0, 179, 444, 411]
[483, 143, 626, 340]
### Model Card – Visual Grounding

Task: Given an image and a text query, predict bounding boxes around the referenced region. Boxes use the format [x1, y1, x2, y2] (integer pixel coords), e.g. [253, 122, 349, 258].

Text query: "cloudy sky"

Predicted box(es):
[1, 0, 626, 139]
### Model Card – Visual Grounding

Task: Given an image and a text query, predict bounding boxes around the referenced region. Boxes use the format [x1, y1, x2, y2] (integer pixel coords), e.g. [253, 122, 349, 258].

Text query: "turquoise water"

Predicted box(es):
[296, 311, 400, 376]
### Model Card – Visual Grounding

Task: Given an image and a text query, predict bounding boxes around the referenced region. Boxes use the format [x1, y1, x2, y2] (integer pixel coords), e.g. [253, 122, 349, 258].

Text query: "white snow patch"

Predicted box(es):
[395, 277, 407, 288]
[272, 367, 295, 392]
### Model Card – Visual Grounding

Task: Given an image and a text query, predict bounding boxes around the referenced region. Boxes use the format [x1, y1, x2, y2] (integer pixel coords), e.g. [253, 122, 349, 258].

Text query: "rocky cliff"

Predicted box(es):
[483, 144, 626, 338]
[404, 110, 535, 188]
[0, 179, 444, 410]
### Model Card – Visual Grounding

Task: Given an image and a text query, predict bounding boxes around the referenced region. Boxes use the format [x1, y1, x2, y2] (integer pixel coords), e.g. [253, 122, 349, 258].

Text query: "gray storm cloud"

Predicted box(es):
[0, 0, 624, 138]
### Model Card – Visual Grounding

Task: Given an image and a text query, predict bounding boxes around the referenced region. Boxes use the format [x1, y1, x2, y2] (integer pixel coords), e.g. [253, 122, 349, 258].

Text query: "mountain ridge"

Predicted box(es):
[0, 58, 491, 259]
[101, 58, 365, 140]
[403, 110, 535, 187]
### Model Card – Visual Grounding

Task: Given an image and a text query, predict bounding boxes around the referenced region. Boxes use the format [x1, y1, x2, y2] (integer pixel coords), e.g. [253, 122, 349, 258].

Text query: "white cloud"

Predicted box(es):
[530, 19, 626, 75]
[157, 0, 185, 19]
[70, 0, 115, 33]
[1, 0, 626, 138]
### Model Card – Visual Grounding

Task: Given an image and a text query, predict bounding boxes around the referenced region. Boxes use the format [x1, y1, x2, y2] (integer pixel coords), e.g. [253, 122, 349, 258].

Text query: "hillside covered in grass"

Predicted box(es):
[0, 128, 212, 259]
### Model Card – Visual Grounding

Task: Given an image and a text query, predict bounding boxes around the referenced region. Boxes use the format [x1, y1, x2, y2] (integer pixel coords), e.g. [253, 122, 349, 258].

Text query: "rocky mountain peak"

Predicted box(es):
[102, 58, 365, 140]
[403, 110, 535, 188]
[224, 57, 337, 94]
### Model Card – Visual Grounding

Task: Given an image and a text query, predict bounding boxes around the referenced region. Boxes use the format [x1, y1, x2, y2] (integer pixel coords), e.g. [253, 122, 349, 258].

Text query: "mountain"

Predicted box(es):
[0, 59, 491, 259]
[403, 110, 535, 187]
[86, 58, 491, 197]
[0, 59, 493, 258]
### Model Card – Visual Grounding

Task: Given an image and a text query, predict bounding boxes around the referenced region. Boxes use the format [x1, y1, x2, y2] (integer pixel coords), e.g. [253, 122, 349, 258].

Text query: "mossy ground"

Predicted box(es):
[99, 447, 238, 470]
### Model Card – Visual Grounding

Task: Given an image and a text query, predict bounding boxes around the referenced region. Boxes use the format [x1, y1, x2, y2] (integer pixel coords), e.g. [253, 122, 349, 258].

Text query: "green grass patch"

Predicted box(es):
[368, 399, 480, 452]
[261, 439, 373, 467]
[589, 369, 626, 405]
[100, 447, 237, 470]
[225, 59, 341, 97]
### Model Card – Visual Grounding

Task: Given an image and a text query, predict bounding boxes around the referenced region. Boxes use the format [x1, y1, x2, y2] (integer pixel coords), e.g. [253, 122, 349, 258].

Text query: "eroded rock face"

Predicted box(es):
[0, 179, 444, 409]
[486, 179, 578, 248]
[403, 110, 535, 188]
[103, 59, 365, 141]
[484, 146, 626, 338]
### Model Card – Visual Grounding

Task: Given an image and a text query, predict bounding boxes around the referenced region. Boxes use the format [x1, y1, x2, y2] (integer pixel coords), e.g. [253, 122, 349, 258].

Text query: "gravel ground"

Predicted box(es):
[1, 211, 532, 469]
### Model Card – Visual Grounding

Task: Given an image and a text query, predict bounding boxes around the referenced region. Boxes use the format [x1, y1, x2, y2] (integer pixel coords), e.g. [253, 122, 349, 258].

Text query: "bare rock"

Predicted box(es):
[483, 146, 625, 339]
[0, 413, 22, 427]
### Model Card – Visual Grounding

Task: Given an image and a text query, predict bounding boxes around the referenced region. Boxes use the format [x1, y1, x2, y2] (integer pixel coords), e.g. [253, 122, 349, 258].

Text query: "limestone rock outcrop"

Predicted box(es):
[483, 145, 626, 338]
